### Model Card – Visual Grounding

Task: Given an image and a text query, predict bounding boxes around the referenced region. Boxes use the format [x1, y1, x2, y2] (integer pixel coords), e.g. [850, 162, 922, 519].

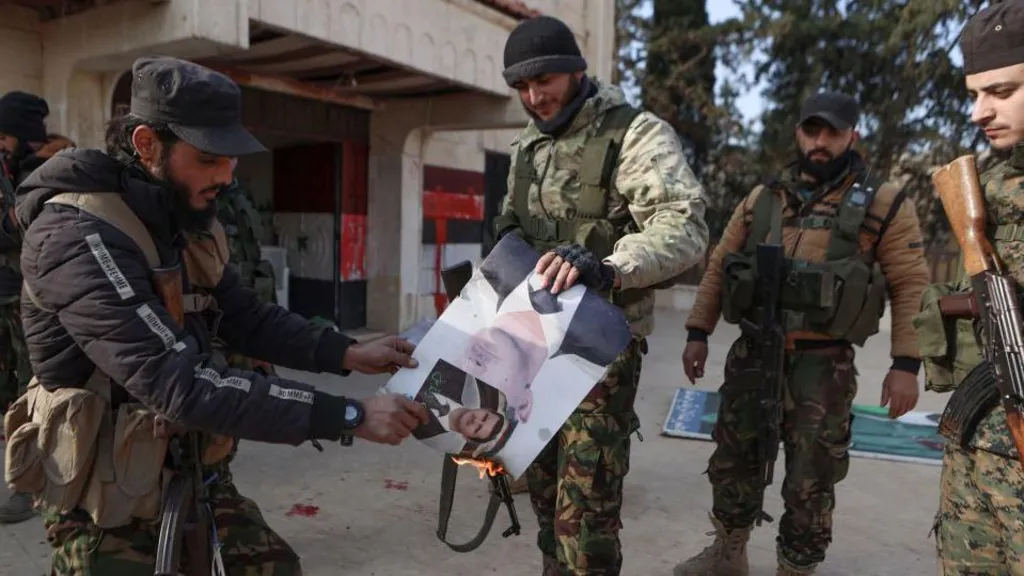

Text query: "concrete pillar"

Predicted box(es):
[365, 91, 528, 333]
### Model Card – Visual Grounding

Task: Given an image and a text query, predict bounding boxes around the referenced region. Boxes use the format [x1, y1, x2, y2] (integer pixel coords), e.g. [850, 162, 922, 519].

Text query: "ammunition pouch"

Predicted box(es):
[6, 191, 237, 528]
[4, 375, 235, 529]
[913, 281, 984, 393]
[720, 252, 756, 325]
[720, 173, 887, 345]
[721, 255, 885, 345]
[937, 361, 999, 448]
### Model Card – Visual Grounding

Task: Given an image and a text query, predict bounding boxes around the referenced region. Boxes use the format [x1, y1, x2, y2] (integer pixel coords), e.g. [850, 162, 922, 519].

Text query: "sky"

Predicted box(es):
[704, 1, 764, 125]
[644, 1, 967, 131]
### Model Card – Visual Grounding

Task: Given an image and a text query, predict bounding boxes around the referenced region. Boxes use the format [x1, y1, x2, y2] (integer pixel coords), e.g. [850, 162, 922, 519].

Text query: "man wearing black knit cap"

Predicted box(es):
[0, 90, 74, 525]
[493, 14, 709, 576]
[920, 1, 1024, 572]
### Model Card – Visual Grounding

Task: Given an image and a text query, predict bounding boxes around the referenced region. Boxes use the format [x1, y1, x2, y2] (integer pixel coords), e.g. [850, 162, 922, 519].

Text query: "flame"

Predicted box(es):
[451, 456, 505, 479]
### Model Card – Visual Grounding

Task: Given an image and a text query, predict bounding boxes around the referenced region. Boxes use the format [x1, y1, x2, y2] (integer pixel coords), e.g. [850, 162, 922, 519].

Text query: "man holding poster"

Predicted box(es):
[491, 14, 710, 576]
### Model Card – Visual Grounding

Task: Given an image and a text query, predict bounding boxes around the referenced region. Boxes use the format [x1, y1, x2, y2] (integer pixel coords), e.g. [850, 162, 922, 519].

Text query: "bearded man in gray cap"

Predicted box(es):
[918, 2, 1024, 573]
[674, 89, 929, 576]
[2, 56, 429, 574]
[493, 14, 709, 576]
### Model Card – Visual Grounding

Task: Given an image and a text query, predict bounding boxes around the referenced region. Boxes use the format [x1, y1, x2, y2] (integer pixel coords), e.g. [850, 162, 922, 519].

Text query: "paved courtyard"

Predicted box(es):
[2, 308, 946, 575]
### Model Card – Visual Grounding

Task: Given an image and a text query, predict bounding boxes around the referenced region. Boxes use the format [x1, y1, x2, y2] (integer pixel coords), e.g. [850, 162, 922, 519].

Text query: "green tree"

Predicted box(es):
[718, 0, 990, 246]
[642, 0, 716, 173]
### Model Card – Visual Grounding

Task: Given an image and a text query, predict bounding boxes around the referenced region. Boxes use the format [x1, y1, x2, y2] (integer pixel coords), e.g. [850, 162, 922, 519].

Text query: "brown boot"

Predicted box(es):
[672, 513, 751, 576]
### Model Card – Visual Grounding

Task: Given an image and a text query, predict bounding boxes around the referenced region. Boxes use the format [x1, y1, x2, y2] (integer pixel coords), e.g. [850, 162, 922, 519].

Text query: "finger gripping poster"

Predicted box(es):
[385, 234, 633, 479]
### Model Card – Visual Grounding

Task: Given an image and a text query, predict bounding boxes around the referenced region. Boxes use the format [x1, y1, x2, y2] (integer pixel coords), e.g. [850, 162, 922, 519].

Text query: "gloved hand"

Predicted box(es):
[536, 244, 616, 294]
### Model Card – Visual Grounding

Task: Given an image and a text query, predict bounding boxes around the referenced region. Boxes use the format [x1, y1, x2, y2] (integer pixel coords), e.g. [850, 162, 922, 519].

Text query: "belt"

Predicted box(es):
[786, 337, 849, 353]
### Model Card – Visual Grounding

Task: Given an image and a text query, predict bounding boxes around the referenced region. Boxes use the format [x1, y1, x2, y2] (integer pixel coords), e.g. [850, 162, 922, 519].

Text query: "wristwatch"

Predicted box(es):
[339, 398, 364, 446]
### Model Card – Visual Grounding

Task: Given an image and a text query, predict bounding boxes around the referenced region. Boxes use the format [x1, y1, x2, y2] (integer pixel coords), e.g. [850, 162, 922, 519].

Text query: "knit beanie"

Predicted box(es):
[0, 91, 48, 143]
[502, 16, 587, 86]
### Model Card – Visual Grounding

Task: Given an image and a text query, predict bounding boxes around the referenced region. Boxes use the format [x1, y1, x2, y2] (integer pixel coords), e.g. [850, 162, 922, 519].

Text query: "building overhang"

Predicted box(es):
[196, 22, 494, 112]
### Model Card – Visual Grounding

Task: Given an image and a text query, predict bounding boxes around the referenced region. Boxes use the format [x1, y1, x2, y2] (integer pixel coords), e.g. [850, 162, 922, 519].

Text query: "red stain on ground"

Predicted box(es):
[384, 479, 409, 491]
[285, 503, 320, 517]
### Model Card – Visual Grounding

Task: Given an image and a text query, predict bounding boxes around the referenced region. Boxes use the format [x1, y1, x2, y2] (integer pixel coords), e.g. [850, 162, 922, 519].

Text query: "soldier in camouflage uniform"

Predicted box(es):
[676, 92, 930, 575]
[492, 16, 710, 576]
[917, 3, 1024, 573]
[0, 91, 74, 524]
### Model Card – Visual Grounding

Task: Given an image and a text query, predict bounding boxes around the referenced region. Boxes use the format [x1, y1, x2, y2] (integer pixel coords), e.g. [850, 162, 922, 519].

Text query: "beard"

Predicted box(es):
[797, 144, 854, 184]
[520, 75, 582, 123]
[152, 153, 218, 233]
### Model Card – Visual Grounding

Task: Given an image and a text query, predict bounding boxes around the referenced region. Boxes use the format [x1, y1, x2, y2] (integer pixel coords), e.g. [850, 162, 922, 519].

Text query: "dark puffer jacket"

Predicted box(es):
[16, 149, 353, 445]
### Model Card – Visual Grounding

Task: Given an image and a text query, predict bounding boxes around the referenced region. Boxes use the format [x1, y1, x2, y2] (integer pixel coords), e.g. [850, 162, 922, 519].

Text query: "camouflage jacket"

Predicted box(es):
[968, 144, 1024, 458]
[215, 182, 274, 301]
[686, 157, 930, 359]
[500, 80, 710, 337]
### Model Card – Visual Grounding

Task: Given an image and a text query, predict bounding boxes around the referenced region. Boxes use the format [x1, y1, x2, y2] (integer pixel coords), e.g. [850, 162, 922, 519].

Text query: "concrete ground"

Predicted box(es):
[2, 308, 946, 575]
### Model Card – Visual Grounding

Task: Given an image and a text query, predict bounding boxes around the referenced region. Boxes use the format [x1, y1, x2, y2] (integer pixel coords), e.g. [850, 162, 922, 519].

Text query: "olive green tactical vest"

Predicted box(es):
[720, 173, 888, 346]
[509, 104, 641, 260]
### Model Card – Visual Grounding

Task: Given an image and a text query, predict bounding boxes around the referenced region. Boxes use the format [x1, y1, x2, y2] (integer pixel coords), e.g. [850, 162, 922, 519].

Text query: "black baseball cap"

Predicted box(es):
[799, 91, 860, 131]
[129, 56, 265, 157]
[962, 1, 1024, 75]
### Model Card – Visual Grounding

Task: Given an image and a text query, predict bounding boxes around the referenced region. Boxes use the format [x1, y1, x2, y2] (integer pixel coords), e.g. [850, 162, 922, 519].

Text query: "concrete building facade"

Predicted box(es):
[0, 0, 615, 333]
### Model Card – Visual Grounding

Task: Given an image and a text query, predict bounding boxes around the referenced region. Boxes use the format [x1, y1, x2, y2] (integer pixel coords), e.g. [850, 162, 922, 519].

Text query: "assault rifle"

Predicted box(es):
[435, 260, 521, 552]
[932, 156, 1024, 466]
[738, 242, 787, 525]
[152, 265, 218, 576]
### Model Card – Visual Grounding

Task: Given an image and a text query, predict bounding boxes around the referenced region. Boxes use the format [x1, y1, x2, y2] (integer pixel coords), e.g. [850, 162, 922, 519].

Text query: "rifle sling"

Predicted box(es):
[436, 455, 502, 553]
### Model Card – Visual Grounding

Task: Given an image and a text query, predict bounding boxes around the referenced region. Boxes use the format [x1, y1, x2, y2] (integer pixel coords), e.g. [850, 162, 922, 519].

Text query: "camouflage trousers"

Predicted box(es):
[707, 337, 857, 568]
[526, 339, 644, 576]
[42, 455, 300, 576]
[935, 441, 1024, 574]
[0, 299, 32, 413]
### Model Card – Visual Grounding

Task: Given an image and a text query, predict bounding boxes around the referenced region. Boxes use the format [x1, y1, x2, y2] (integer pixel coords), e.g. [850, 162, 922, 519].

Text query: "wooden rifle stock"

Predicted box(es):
[931, 155, 1002, 276]
[932, 155, 1024, 467]
[152, 266, 186, 327]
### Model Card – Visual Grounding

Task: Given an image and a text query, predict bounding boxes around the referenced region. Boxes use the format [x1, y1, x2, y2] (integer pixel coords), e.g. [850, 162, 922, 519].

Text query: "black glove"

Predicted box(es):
[552, 244, 616, 292]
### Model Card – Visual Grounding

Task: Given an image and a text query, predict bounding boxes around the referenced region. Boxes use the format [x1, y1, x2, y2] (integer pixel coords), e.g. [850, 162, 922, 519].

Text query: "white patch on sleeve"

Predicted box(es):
[86, 233, 134, 300]
[268, 384, 314, 405]
[135, 304, 180, 351]
[194, 366, 252, 393]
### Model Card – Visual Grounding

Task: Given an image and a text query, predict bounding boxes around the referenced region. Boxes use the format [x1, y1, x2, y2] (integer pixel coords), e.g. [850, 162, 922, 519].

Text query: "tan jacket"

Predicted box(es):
[685, 169, 930, 359]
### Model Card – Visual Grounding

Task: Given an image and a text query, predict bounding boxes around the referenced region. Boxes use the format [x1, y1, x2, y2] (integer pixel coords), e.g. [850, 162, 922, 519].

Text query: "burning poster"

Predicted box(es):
[385, 234, 633, 479]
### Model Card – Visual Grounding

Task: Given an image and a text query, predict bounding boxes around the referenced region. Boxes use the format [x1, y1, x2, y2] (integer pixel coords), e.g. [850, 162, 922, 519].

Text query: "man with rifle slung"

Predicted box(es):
[921, 3, 1024, 572]
[2, 56, 429, 575]
[675, 92, 930, 576]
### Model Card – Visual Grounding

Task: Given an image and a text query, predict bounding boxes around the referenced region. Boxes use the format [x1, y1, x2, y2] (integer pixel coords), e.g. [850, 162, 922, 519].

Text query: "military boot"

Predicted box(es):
[776, 547, 817, 575]
[0, 492, 36, 524]
[672, 513, 751, 576]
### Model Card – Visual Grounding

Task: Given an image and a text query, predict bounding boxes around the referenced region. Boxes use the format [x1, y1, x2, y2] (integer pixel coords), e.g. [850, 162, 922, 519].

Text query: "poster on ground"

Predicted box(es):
[385, 234, 633, 479]
[662, 388, 945, 465]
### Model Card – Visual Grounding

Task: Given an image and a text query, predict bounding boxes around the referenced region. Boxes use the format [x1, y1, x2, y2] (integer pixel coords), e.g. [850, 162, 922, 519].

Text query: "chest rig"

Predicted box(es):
[5, 191, 234, 532]
[504, 105, 641, 260]
[720, 172, 888, 346]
